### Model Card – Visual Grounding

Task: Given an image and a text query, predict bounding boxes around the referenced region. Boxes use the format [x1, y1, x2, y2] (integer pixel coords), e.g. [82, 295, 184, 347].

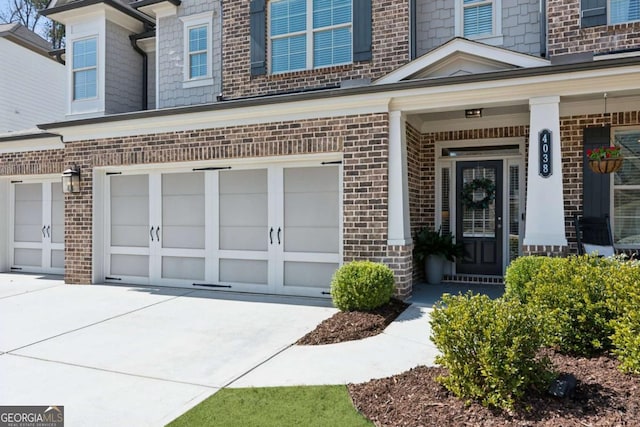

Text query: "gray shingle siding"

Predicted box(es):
[416, 0, 455, 55]
[501, 0, 540, 55]
[105, 20, 143, 114]
[415, 0, 541, 57]
[157, 0, 222, 109]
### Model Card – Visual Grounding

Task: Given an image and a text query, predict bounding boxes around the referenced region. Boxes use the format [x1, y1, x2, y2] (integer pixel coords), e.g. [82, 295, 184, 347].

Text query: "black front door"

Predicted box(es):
[456, 160, 503, 275]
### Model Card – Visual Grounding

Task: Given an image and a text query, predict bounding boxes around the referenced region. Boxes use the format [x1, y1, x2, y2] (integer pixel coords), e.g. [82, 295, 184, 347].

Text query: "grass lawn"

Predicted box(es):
[167, 385, 372, 427]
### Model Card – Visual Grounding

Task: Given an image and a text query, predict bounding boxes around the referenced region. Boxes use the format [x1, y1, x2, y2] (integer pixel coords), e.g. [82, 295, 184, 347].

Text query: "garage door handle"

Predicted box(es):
[46, 225, 51, 238]
[150, 226, 155, 241]
[42, 226, 46, 238]
[269, 227, 273, 244]
[156, 226, 160, 242]
[277, 227, 281, 245]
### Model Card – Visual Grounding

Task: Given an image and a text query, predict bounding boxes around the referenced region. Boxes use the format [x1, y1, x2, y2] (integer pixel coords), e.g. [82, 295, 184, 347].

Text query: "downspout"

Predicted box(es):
[129, 30, 151, 111]
[410, 0, 417, 60]
[540, 0, 547, 57]
[49, 49, 65, 65]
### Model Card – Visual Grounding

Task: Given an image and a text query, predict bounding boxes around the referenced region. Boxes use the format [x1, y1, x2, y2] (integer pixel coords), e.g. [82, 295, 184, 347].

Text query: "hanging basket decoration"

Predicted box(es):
[586, 146, 623, 174]
[588, 158, 623, 174]
[461, 178, 496, 210]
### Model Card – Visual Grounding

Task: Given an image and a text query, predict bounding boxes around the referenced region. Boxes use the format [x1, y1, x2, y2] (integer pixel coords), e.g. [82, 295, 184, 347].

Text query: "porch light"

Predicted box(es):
[465, 108, 482, 118]
[62, 165, 80, 193]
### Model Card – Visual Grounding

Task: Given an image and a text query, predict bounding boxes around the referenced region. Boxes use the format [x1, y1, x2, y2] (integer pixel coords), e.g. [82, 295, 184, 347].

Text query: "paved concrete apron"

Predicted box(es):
[0, 274, 336, 427]
[230, 303, 439, 387]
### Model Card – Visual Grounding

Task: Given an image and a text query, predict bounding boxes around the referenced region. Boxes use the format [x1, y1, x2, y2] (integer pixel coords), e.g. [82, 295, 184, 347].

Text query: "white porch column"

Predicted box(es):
[388, 110, 411, 245]
[524, 96, 567, 247]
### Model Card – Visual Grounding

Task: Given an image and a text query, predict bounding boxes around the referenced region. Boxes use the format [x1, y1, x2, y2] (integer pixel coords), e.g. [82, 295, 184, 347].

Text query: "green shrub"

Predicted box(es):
[606, 260, 640, 374]
[504, 256, 551, 304]
[330, 261, 395, 311]
[526, 255, 616, 356]
[430, 293, 553, 411]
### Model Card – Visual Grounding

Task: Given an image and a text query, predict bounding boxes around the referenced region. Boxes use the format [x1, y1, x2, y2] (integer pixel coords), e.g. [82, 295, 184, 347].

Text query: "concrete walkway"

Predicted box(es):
[0, 274, 502, 426]
[230, 282, 504, 388]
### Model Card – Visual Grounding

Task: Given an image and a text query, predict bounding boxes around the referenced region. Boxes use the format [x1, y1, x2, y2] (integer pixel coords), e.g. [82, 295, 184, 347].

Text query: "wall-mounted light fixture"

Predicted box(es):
[62, 165, 80, 193]
[465, 108, 483, 118]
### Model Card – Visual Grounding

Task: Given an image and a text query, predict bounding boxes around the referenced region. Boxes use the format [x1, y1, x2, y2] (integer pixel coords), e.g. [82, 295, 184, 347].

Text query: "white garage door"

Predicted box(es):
[104, 161, 341, 297]
[11, 180, 64, 274]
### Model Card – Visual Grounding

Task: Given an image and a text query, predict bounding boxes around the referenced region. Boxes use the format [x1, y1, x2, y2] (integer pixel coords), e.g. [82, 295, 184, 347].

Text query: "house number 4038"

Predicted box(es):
[539, 129, 552, 178]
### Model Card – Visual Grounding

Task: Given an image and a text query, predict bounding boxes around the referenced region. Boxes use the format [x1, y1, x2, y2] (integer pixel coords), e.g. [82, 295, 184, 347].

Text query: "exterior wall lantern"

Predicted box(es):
[465, 108, 482, 118]
[62, 165, 81, 193]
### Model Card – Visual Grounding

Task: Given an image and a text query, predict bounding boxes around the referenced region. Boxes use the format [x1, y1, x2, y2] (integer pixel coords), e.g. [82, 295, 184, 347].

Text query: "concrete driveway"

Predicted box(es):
[0, 274, 336, 426]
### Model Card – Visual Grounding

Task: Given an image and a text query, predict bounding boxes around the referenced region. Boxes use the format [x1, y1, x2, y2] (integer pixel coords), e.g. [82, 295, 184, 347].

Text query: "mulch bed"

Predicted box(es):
[296, 299, 410, 345]
[349, 349, 640, 426]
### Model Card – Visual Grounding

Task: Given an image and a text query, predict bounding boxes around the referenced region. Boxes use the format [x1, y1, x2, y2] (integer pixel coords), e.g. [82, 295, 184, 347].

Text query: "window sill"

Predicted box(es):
[267, 63, 354, 78]
[183, 78, 214, 89]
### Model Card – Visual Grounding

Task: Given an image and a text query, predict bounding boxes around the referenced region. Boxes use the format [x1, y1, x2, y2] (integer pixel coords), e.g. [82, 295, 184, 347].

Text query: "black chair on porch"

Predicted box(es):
[574, 214, 616, 257]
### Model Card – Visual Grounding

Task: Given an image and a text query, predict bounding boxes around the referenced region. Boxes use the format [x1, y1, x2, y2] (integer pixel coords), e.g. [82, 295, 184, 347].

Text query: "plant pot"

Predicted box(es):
[588, 158, 623, 174]
[425, 254, 445, 285]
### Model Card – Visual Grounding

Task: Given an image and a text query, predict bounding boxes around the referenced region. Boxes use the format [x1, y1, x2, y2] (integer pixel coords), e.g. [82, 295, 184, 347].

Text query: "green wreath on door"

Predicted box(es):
[461, 178, 496, 210]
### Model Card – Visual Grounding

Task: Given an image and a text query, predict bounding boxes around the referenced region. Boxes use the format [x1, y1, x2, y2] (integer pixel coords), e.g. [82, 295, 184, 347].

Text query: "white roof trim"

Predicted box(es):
[375, 38, 550, 85]
[42, 64, 640, 142]
[0, 135, 63, 153]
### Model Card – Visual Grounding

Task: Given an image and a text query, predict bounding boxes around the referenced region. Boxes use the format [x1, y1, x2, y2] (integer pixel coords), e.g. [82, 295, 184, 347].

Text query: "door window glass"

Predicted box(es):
[461, 166, 496, 238]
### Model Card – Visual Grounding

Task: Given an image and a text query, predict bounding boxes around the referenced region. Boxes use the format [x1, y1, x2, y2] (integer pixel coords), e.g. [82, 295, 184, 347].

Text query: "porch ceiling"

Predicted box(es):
[408, 90, 640, 133]
[414, 104, 529, 123]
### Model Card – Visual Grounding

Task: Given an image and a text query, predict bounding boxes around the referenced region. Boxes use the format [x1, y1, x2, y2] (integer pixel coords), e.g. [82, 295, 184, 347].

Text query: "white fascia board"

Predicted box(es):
[390, 65, 640, 113]
[49, 64, 640, 142]
[53, 96, 392, 142]
[47, 3, 145, 32]
[138, 2, 177, 19]
[0, 135, 64, 153]
[375, 38, 550, 85]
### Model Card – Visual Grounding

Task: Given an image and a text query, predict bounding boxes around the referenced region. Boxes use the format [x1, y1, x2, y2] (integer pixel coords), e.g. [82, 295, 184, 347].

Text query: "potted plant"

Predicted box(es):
[413, 227, 464, 285]
[586, 146, 623, 174]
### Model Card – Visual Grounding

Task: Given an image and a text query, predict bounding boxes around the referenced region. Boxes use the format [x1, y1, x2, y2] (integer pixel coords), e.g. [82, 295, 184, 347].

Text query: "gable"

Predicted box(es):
[412, 53, 518, 79]
[375, 37, 550, 85]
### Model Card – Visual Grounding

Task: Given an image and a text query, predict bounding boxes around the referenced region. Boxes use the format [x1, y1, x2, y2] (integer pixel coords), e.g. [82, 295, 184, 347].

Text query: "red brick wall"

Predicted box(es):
[406, 122, 423, 236]
[410, 125, 530, 278]
[222, 1, 409, 99]
[406, 122, 423, 284]
[0, 149, 64, 176]
[547, 0, 640, 56]
[63, 113, 413, 295]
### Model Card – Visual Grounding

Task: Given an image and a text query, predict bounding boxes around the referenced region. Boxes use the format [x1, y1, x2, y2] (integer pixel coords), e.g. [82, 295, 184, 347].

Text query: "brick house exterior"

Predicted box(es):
[1, 0, 639, 297]
[547, 0, 640, 56]
[222, 1, 410, 99]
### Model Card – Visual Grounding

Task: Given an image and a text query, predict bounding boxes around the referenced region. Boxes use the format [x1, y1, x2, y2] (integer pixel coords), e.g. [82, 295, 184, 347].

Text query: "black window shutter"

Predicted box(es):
[583, 126, 611, 218]
[250, 0, 266, 76]
[581, 0, 607, 28]
[353, 0, 372, 62]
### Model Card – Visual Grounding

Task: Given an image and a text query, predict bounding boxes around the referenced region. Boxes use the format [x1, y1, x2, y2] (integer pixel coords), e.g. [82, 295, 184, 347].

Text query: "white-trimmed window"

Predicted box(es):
[456, 0, 502, 44]
[269, 0, 352, 74]
[610, 0, 640, 24]
[72, 37, 97, 100]
[189, 26, 208, 78]
[463, 0, 493, 37]
[181, 12, 213, 88]
[612, 127, 640, 247]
